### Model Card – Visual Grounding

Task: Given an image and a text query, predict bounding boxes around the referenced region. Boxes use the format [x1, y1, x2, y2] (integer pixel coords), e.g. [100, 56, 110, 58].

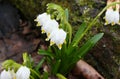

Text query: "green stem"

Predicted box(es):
[66, 21, 72, 44]
[30, 68, 41, 78]
[30, 75, 35, 79]
[64, 9, 72, 44]
[77, 2, 120, 43]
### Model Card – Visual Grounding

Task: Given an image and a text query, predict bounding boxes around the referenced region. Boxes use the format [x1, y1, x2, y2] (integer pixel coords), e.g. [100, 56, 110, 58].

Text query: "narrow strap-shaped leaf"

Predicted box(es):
[30, 75, 35, 79]
[30, 68, 41, 78]
[52, 59, 61, 74]
[43, 72, 49, 79]
[73, 33, 104, 63]
[72, 23, 87, 46]
[35, 57, 45, 71]
[65, 8, 69, 21]
[38, 49, 54, 58]
[78, 33, 103, 57]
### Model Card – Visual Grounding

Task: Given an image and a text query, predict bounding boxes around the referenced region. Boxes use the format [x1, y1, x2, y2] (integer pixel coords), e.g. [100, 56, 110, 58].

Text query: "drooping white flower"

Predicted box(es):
[10, 70, 16, 79]
[42, 19, 59, 33]
[0, 70, 12, 79]
[50, 29, 67, 49]
[104, 9, 114, 25]
[35, 12, 67, 49]
[41, 19, 59, 40]
[104, 8, 120, 25]
[112, 10, 120, 25]
[104, 0, 120, 25]
[0, 66, 30, 79]
[34, 13, 51, 26]
[16, 66, 30, 79]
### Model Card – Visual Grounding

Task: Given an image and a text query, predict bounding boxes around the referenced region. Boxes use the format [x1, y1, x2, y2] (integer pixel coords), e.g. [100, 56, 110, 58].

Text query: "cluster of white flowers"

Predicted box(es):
[0, 66, 30, 79]
[35, 13, 67, 49]
[104, 0, 120, 25]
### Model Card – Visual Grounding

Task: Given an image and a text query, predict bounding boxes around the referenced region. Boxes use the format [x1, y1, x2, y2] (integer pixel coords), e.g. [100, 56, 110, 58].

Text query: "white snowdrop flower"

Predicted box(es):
[104, 9, 120, 25]
[0, 70, 12, 79]
[104, 0, 120, 26]
[34, 13, 51, 26]
[10, 70, 16, 79]
[112, 10, 120, 25]
[50, 29, 67, 49]
[41, 19, 59, 40]
[104, 9, 114, 25]
[16, 66, 30, 79]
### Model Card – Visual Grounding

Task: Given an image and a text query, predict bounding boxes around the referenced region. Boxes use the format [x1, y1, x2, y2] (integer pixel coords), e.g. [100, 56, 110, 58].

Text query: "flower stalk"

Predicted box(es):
[75, 1, 120, 46]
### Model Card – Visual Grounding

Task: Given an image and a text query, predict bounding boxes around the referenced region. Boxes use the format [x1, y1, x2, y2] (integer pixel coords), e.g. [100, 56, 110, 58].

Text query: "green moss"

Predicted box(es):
[7, 0, 104, 28]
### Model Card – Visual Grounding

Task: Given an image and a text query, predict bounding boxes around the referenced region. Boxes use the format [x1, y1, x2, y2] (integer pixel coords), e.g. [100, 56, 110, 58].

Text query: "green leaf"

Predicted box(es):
[43, 72, 49, 79]
[23, 53, 33, 68]
[2, 60, 21, 71]
[65, 22, 72, 44]
[65, 8, 69, 21]
[72, 23, 87, 46]
[30, 68, 41, 78]
[56, 12, 62, 20]
[35, 57, 45, 71]
[47, 3, 63, 13]
[52, 60, 61, 74]
[30, 75, 35, 79]
[56, 73, 67, 79]
[76, 33, 104, 59]
[38, 49, 54, 58]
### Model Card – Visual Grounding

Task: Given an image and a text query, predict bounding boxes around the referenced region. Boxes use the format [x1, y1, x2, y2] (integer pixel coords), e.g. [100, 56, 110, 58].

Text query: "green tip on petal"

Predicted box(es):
[64, 40, 66, 44]
[104, 20, 108, 25]
[103, 17, 105, 19]
[50, 41, 55, 46]
[13, 76, 16, 79]
[36, 22, 41, 26]
[104, 23, 108, 25]
[45, 38, 49, 41]
[58, 44, 62, 50]
[34, 19, 38, 21]
[111, 22, 115, 26]
[47, 33, 50, 37]
[45, 34, 50, 41]
[118, 22, 120, 25]
[41, 30, 45, 34]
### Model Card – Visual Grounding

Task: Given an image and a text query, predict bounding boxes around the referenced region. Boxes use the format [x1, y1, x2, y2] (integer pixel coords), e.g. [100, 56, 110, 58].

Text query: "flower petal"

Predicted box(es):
[50, 29, 67, 49]
[16, 66, 30, 79]
[0, 70, 12, 79]
[35, 13, 51, 26]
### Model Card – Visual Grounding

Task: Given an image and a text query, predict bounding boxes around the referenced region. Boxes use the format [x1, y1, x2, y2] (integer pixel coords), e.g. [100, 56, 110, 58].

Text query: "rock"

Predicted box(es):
[85, 32, 120, 79]
[0, 2, 20, 38]
[0, 3, 46, 64]
[73, 60, 104, 79]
